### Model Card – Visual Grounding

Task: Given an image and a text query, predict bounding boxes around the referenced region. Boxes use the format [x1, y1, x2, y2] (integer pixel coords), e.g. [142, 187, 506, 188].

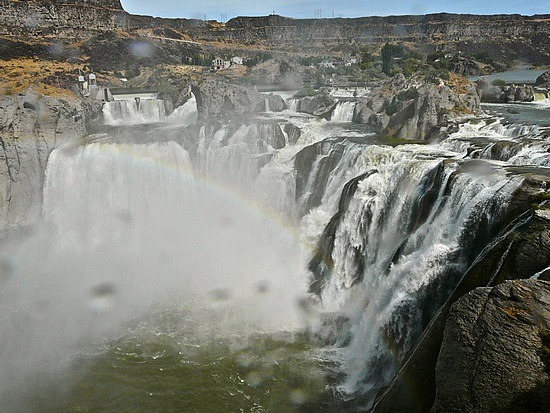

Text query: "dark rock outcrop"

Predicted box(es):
[476, 79, 536, 103]
[433, 279, 550, 413]
[292, 90, 337, 119]
[354, 73, 480, 141]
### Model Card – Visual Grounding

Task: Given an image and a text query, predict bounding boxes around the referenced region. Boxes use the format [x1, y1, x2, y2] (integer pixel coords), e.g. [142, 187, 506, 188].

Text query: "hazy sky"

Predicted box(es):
[120, 0, 549, 20]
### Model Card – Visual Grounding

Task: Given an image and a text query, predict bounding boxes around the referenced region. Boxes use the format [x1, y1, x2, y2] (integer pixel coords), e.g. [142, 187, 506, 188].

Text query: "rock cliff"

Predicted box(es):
[0, 93, 97, 233]
[434, 279, 550, 413]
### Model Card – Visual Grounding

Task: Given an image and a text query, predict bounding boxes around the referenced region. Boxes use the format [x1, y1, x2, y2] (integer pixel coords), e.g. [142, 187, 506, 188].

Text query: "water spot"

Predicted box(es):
[116, 209, 132, 224]
[48, 41, 65, 57]
[129, 41, 155, 58]
[88, 282, 117, 313]
[0, 258, 14, 284]
[236, 352, 255, 368]
[289, 388, 308, 405]
[246, 371, 263, 387]
[254, 280, 270, 294]
[208, 288, 233, 302]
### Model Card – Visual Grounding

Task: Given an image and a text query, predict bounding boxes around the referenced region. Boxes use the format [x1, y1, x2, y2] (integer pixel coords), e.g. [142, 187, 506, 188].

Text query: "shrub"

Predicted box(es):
[491, 79, 507, 86]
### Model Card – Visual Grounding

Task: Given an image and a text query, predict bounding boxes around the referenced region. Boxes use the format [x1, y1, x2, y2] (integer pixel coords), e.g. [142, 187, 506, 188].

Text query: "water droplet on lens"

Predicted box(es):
[246, 371, 263, 387]
[254, 280, 270, 294]
[88, 282, 117, 313]
[289, 388, 308, 405]
[208, 288, 232, 302]
[0, 258, 14, 283]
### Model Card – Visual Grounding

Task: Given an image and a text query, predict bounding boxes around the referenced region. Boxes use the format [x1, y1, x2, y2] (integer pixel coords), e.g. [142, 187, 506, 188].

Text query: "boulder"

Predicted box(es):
[262, 93, 287, 112]
[293, 90, 337, 119]
[191, 79, 264, 120]
[433, 279, 550, 413]
[355, 73, 480, 141]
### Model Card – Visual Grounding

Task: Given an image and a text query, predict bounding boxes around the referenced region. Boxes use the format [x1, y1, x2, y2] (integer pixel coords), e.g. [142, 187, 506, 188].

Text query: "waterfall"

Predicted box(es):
[303, 143, 524, 405]
[103, 99, 167, 125]
[330, 101, 356, 122]
[42, 140, 196, 246]
[2, 88, 548, 411]
[167, 93, 198, 126]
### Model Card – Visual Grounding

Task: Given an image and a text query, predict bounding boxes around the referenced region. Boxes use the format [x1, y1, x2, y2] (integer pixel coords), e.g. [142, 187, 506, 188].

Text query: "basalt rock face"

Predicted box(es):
[433, 279, 550, 413]
[354, 73, 480, 141]
[476, 79, 537, 103]
[1, 2, 549, 66]
[0, 93, 91, 232]
[192, 80, 287, 120]
[292, 90, 337, 119]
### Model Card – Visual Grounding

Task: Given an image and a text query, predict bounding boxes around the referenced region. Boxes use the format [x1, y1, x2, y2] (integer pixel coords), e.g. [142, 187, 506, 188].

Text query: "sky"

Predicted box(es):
[120, 0, 549, 20]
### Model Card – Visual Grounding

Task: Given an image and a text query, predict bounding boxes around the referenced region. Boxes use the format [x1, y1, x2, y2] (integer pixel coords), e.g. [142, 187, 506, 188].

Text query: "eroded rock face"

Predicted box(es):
[0, 93, 89, 232]
[433, 279, 550, 413]
[354, 73, 480, 141]
[191, 80, 287, 120]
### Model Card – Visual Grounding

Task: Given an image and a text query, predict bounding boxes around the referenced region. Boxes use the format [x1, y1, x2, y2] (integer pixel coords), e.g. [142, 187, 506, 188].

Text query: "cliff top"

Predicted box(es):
[4, 0, 123, 10]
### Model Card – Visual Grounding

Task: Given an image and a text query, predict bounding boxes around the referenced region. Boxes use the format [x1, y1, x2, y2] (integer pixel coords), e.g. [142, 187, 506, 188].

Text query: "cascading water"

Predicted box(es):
[167, 93, 198, 126]
[330, 101, 356, 122]
[103, 98, 167, 125]
[1, 89, 549, 412]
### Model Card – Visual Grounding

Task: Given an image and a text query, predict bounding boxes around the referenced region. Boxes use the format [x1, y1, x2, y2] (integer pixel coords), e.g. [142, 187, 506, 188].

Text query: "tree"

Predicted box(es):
[381, 43, 404, 75]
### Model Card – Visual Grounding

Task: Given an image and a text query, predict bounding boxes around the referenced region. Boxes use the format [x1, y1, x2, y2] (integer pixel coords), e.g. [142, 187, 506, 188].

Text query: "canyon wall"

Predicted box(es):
[0, 1, 548, 64]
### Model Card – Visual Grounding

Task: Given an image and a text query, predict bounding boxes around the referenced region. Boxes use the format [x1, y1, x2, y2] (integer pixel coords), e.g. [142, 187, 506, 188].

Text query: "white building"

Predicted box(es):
[231, 56, 244, 65]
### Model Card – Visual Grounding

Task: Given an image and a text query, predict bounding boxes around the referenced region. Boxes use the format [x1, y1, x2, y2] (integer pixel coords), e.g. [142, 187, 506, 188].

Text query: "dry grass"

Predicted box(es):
[448, 72, 472, 95]
[0, 58, 80, 96]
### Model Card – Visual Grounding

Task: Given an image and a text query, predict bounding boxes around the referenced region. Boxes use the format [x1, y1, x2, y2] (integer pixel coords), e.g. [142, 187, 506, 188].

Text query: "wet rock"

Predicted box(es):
[433, 279, 550, 413]
[262, 93, 287, 112]
[355, 73, 480, 141]
[373, 175, 550, 412]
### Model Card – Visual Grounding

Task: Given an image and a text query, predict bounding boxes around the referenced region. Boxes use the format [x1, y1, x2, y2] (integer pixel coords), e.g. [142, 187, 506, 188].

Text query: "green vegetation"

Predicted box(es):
[492, 79, 507, 86]
[381, 43, 404, 75]
[293, 87, 317, 98]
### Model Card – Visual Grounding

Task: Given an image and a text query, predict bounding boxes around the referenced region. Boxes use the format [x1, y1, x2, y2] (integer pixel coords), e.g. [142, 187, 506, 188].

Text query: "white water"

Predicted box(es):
[103, 98, 167, 125]
[0, 124, 310, 410]
[330, 101, 356, 122]
[167, 93, 198, 126]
